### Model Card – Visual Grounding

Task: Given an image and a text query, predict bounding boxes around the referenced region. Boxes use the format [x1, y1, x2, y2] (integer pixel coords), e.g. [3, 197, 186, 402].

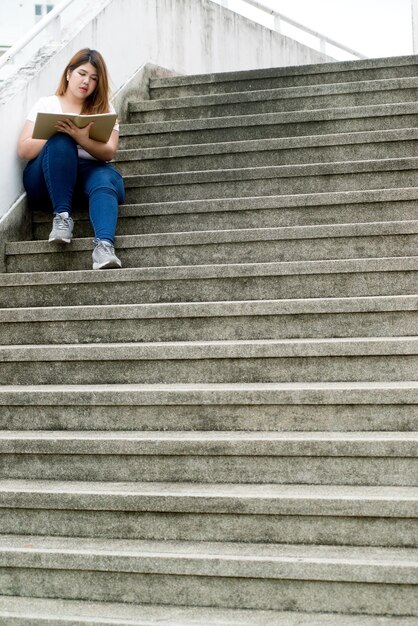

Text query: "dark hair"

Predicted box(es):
[55, 48, 110, 114]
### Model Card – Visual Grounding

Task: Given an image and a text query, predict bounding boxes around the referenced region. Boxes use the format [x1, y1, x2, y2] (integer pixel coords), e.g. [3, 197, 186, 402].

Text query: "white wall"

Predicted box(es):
[412, 0, 418, 53]
[0, 0, 333, 225]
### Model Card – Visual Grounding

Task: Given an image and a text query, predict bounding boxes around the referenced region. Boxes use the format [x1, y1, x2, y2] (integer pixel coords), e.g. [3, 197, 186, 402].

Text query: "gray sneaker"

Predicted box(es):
[48, 214, 74, 243]
[92, 238, 122, 270]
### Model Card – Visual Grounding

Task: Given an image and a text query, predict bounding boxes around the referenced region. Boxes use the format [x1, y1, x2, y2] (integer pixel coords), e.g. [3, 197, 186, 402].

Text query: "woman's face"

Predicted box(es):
[66, 62, 98, 99]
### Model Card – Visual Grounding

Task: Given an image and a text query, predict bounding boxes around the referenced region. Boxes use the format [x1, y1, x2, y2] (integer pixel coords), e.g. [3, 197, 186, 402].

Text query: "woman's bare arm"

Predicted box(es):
[17, 120, 46, 160]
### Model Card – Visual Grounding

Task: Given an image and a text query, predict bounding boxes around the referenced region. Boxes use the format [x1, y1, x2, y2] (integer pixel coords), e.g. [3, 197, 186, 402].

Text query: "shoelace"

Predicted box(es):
[55, 217, 72, 230]
[94, 239, 115, 253]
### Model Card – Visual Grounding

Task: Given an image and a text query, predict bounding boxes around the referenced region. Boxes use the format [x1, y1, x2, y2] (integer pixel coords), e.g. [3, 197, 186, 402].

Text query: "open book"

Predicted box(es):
[32, 112, 117, 143]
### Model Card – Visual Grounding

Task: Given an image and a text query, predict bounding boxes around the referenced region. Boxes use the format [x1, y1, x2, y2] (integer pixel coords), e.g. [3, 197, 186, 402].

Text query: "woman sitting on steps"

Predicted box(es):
[17, 47, 125, 270]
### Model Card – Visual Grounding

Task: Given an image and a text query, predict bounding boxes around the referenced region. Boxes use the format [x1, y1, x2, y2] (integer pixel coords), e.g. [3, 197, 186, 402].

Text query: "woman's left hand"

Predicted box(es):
[53, 121, 119, 161]
[55, 119, 94, 145]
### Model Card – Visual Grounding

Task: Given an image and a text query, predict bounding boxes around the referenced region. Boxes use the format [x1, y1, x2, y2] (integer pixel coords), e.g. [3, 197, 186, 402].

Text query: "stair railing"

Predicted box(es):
[0, 0, 367, 80]
[0, 0, 79, 79]
[215, 0, 367, 60]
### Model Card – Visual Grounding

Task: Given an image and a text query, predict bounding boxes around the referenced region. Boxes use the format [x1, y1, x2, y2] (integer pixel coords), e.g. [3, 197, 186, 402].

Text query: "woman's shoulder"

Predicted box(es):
[27, 95, 61, 120]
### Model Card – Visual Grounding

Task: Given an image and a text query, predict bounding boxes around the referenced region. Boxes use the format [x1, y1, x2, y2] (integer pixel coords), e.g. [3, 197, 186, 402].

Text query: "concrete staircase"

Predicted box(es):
[0, 55, 417, 623]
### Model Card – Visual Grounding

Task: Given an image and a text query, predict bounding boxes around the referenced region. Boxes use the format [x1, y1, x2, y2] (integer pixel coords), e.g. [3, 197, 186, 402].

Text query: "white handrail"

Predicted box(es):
[0, 0, 367, 77]
[218, 0, 367, 59]
[0, 0, 75, 70]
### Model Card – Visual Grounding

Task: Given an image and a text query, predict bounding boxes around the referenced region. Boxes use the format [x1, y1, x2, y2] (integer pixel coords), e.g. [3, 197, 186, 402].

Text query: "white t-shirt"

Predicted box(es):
[27, 95, 119, 161]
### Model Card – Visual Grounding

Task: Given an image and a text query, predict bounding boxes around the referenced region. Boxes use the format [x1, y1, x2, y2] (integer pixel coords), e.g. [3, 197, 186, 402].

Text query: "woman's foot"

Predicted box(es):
[48, 213, 74, 243]
[92, 238, 122, 270]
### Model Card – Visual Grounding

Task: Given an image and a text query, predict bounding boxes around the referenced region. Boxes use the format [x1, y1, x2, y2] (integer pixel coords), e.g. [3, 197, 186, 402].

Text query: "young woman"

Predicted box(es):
[17, 48, 125, 269]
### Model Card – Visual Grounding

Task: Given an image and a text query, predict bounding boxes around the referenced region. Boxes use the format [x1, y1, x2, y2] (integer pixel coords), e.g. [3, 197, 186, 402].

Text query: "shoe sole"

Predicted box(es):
[48, 237, 72, 244]
[93, 259, 122, 270]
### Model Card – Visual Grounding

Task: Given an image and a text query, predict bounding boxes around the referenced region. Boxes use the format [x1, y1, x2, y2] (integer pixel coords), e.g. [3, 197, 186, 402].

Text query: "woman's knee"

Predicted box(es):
[85, 167, 125, 203]
[46, 133, 78, 154]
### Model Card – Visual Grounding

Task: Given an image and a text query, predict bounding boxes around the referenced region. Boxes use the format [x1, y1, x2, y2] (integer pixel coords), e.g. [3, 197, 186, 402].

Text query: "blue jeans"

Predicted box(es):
[23, 133, 125, 243]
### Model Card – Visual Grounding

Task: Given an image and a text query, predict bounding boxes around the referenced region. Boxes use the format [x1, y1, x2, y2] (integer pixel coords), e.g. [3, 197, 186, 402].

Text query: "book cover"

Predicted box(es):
[32, 112, 117, 143]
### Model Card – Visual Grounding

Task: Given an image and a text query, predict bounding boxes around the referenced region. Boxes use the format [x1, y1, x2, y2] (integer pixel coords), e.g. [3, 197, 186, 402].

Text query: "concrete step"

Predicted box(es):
[0, 337, 417, 385]
[0, 431, 417, 485]
[1, 296, 417, 346]
[118, 103, 418, 149]
[2, 597, 416, 626]
[3, 598, 415, 626]
[0, 535, 416, 614]
[123, 158, 418, 204]
[149, 55, 418, 98]
[4, 58, 418, 624]
[115, 129, 418, 176]
[8, 221, 418, 273]
[0, 382, 416, 432]
[129, 77, 418, 123]
[1, 479, 417, 547]
[1, 257, 418, 307]
[31, 188, 418, 240]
